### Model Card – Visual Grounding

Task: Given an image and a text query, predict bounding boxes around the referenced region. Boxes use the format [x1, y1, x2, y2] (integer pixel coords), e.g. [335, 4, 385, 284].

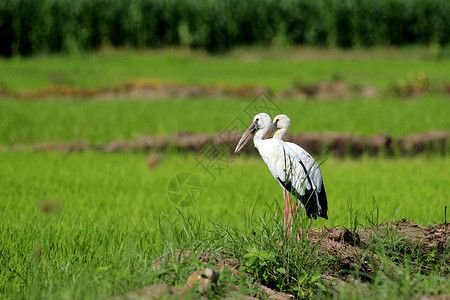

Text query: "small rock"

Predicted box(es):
[186, 268, 218, 292]
[147, 154, 162, 169]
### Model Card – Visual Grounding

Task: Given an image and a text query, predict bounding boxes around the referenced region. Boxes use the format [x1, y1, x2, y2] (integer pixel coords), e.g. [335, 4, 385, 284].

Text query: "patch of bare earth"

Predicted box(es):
[1, 79, 448, 100]
[3, 131, 449, 157]
[0, 81, 270, 100]
[117, 221, 448, 299]
[279, 79, 378, 99]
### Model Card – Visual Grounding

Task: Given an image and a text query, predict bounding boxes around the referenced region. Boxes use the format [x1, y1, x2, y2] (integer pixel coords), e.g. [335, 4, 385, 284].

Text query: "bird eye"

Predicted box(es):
[255, 118, 259, 121]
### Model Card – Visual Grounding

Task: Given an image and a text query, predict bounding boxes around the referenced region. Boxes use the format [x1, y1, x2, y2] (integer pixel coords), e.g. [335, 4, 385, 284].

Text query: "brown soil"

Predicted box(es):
[118, 220, 448, 299]
[313, 220, 449, 278]
[0, 80, 271, 100]
[0, 79, 448, 100]
[279, 80, 378, 99]
[3, 131, 449, 157]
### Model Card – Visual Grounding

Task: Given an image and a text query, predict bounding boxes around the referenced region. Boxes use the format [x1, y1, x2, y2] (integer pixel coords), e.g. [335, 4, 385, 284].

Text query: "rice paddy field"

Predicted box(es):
[0, 47, 449, 299]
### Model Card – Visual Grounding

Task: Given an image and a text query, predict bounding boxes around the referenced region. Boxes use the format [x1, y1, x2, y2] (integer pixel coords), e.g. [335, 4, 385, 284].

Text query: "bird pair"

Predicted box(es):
[234, 113, 328, 236]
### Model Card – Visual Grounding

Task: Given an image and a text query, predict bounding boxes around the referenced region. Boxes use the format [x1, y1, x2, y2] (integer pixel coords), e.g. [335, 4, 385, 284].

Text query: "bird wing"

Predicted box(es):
[285, 142, 323, 193]
[285, 142, 328, 219]
[260, 140, 309, 191]
[257, 139, 327, 219]
[259, 140, 319, 216]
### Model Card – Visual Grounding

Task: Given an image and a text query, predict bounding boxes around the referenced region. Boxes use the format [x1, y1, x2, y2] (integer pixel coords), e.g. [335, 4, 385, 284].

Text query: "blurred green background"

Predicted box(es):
[1, 0, 449, 56]
[0, 1, 449, 298]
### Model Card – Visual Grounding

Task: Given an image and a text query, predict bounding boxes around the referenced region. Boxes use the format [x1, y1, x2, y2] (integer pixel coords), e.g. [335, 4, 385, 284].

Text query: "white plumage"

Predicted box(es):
[268, 114, 328, 220]
[235, 113, 327, 222]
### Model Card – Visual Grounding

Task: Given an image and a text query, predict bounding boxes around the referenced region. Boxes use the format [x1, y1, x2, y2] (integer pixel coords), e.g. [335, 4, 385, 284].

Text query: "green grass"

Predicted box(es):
[1, 151, 447, 228]
[1, 47, 449, 299]
[0, 47, 449, 93]
[0, 151, 448, 298]
[1, 95, 449, 145]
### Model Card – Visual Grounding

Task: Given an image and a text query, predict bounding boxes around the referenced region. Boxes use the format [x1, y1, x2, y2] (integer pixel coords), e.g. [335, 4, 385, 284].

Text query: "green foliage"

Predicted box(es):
[240, 246, 277, 283]
[354, 231, 450, 299]
[0, 96, 449, 145]
[0, 151, 448, 298]
[1, 0, 450, 56]
[2, 47, 450, 93]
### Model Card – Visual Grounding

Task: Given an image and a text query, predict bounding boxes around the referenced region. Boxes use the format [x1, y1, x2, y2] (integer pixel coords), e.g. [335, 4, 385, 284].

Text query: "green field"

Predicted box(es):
[1, 47, 449, 299]
[0, 96, 449, 145]
[1, 152, 448, 226]
[0, 152, 448, 298]
[1, 47, 450, 93]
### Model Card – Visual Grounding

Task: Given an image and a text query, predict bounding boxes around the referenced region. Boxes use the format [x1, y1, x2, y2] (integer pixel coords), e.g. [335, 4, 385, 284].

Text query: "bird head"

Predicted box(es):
[264, 114, 291, 139]
[235, 113, 271, 153]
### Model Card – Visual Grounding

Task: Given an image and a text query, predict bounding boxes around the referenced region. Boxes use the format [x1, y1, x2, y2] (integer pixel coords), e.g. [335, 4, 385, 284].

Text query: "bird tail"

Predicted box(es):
[316, 184, 328, 220]
[302, 184, 328, 220]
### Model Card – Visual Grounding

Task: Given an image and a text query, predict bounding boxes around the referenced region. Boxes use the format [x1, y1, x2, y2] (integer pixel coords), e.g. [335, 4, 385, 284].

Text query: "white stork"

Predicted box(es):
[235, 113, 327, 235]
[265, 114, 328, 228]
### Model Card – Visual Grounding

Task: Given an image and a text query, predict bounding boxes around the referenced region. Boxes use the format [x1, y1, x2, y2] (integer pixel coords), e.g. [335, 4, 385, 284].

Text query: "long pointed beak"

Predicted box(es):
[263, 122, 278, 139]
[235, 122, 257, 153]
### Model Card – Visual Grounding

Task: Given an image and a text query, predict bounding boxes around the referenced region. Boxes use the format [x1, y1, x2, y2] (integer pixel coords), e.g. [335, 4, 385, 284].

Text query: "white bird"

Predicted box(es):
[235, 113, 327, 235]
[265, 114, 328, 226]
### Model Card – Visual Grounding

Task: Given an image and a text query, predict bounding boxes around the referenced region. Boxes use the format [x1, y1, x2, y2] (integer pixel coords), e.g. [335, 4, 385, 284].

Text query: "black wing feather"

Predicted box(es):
[277, 158, 328, 219]
[278, 146, 328, 220]
[277, 177, 319, 219]
[316, 182, 328, 220]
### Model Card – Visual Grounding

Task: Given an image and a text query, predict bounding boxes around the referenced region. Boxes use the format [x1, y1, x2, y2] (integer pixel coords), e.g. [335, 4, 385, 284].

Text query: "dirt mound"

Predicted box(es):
[312, 220, 449, 281]
[2, 79, 448, 100]
[279, 80, 378, 99]
[0, 80, 271, 100]
[118, 221, 448, 299]
[357, 219, 449, 249]
[4, 131, 449, 157]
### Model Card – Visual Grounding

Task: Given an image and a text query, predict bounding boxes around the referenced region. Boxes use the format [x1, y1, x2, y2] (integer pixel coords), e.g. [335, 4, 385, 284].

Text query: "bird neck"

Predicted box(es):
[273, 127, 288, 139]
[253, 127, 268, 148]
